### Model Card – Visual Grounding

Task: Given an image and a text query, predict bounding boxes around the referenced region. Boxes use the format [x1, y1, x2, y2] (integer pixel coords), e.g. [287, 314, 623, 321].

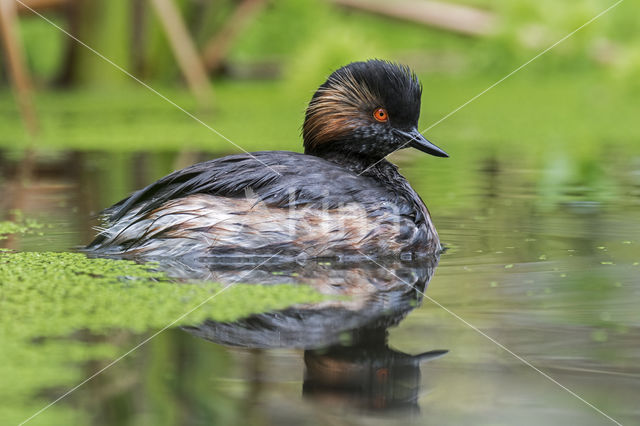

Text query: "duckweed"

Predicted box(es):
[0, 217, 43, 240]
[0, 251, 328, 424]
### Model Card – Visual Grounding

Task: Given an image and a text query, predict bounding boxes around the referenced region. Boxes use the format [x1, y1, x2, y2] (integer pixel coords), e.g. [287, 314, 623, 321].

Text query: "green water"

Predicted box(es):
[1, 142, 638, 425]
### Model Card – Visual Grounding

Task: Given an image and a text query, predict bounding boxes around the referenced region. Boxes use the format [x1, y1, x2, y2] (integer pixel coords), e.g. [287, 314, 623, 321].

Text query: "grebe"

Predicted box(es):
[88, 60, 448, 258]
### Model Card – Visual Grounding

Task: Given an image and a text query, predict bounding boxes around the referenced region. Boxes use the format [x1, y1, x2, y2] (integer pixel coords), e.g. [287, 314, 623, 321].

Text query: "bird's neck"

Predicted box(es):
[315, 151, 377, 174]
[305, 142, 389, 176]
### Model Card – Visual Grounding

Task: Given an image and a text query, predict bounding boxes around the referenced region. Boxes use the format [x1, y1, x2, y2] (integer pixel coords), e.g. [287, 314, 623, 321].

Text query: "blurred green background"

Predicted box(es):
[2, 0, 639, 156]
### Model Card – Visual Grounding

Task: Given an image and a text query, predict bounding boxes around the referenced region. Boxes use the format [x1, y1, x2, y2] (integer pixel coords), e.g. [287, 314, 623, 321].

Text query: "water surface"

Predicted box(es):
[1, 149, 638, 425]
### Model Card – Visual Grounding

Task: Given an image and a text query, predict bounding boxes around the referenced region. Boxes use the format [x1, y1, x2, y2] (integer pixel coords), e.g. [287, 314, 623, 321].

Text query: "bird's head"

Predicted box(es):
[302, 60, 448, 162]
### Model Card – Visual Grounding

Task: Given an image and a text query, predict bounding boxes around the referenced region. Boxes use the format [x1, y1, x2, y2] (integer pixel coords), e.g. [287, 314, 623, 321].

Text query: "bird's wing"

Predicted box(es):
[102, 151, 393, 224]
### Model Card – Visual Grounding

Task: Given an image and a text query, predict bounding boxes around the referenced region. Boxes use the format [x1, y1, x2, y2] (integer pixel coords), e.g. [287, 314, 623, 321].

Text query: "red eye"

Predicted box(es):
[373, 108, 388, 122]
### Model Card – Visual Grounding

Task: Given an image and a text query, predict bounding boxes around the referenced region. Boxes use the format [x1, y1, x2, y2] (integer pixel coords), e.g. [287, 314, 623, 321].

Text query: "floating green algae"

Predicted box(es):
[0, 217, 43, 240]
[0, 251, 327, 425]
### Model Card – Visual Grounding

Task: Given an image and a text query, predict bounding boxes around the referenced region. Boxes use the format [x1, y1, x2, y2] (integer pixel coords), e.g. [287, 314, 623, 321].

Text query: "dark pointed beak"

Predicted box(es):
[400, 128, 449, 158]
[414, 349, 449, 362]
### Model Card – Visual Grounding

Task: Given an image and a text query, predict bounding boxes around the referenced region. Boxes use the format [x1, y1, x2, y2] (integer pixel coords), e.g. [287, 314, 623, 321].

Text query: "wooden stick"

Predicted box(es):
[331, 0, 497, 37]
[131, 0, 148, 77]
[53, 0, 82, 86]
[16, 0, 70, 14]
[149, 0, 213, 108]
[202, 0, 267, 72]
[0, 0, 38, 136]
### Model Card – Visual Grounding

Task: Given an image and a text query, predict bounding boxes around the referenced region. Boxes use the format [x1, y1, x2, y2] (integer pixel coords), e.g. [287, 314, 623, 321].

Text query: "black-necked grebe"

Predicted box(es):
[88, 60, 448, 258]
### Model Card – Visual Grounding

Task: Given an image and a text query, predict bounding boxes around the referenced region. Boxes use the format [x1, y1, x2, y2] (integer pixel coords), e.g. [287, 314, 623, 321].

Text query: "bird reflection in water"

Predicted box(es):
[160, 254, 447, 414]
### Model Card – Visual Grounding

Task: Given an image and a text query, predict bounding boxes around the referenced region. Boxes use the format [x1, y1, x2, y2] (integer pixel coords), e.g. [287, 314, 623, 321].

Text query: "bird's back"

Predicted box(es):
[88, 151, 439, 259]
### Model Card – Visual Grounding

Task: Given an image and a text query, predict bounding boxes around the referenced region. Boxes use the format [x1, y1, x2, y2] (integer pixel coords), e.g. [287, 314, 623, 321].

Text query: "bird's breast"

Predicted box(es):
[96, 193, 439, 257]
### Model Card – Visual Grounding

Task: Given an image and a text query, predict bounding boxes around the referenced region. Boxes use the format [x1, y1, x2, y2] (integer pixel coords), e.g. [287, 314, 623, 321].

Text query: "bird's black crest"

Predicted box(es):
[327, 59, 422, 124]
[303, 60, 423, 153]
